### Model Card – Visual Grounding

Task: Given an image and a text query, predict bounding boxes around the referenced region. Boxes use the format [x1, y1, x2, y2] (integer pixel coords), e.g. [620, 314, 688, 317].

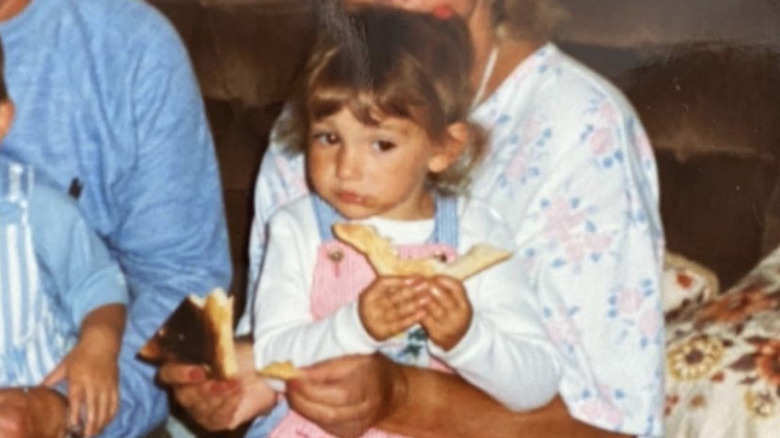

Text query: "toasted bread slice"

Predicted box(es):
[332, 223, 512, 280]
[138, 288, 237, 379]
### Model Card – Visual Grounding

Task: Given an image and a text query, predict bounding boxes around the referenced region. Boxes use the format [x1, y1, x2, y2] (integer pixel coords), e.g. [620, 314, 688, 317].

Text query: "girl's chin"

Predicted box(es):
[332, 203, 377, 221]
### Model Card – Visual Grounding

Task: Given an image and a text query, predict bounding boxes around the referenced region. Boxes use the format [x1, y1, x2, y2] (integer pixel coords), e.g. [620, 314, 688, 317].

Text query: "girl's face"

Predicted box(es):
[346, 0, 482, 21]
[307, 107, 456, 221]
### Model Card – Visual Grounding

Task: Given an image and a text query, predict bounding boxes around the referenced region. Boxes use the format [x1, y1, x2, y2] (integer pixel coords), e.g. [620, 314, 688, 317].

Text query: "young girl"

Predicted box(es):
[252, 7, 560, 437]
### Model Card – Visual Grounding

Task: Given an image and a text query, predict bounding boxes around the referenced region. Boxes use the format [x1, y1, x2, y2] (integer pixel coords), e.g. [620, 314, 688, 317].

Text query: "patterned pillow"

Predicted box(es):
[662, 251, 720, 314]
[664, 247, 780, 437]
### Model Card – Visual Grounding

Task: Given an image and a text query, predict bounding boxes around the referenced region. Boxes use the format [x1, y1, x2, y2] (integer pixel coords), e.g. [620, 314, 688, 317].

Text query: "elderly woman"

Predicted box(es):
[160, 1, 664, 437]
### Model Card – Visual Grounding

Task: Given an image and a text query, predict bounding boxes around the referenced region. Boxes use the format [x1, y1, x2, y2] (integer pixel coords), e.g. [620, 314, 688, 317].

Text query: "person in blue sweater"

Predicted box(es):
[0, 0, 232, 437]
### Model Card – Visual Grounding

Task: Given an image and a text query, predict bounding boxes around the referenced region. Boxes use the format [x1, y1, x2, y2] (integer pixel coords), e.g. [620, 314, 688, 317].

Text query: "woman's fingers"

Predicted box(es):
[157, 363, 208, 386]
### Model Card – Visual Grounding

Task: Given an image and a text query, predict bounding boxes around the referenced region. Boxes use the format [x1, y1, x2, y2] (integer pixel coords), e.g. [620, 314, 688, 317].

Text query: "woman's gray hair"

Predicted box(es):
[492, 0, 569, 42]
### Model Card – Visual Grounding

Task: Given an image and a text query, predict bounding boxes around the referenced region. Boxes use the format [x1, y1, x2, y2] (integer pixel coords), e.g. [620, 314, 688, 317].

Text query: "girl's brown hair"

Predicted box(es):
[282, 6, 487, 195]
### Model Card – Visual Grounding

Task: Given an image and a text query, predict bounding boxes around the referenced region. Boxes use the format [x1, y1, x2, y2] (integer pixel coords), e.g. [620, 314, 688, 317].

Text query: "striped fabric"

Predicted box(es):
[0, 160, 70, 386]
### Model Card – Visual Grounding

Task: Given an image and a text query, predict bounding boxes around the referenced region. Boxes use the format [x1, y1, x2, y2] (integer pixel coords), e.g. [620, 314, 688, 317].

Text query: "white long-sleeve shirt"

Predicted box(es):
[252, 195, 561, 412]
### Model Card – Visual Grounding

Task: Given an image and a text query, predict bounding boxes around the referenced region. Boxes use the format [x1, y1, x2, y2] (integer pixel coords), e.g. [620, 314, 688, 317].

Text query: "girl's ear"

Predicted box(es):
[428, 122, 469, 173]
[0, 100, 14, 141]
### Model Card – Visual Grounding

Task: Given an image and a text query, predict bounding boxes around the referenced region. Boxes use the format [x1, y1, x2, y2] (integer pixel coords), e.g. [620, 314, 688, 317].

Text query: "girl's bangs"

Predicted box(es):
[308, 84, 421, 128]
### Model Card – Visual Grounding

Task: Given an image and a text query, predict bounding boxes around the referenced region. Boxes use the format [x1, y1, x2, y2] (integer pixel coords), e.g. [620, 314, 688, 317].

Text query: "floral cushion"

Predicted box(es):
[665, 248, 780, 437]
[662, 251, 720, 314]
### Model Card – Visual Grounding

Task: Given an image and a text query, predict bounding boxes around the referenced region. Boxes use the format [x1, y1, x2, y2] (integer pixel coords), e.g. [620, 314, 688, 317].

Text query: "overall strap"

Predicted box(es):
[311, 194, 344, 241]
[431, 195, 458, 247]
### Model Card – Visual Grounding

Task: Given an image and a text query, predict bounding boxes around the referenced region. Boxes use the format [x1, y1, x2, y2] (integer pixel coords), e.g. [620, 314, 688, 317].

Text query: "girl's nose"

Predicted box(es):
[336, 147, 362, 180]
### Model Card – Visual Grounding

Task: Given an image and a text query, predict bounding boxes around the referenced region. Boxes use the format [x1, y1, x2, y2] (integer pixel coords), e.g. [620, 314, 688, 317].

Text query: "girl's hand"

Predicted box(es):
[43, 305, 124, 438]
[69, 334, 119, 437]
[359, 276, 428, 341]
[420, 276, 472, 351]
[44, 329, 119, 437]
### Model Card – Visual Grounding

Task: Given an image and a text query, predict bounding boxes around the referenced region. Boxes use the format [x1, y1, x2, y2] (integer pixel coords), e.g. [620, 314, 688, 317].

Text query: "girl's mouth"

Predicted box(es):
[336, 190, 368, 205]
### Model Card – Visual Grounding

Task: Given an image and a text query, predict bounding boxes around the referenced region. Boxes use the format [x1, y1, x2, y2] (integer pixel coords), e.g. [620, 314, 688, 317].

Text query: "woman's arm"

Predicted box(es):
[383, 364, 631, 438]
[287, 354, 632, 438]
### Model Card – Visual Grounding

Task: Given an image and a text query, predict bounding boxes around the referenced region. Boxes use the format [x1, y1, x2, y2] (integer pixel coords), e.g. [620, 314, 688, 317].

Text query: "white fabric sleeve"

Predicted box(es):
[237, 109, 308, 335]
[252, 203, 380, 370]
[428, 202, 562, 411]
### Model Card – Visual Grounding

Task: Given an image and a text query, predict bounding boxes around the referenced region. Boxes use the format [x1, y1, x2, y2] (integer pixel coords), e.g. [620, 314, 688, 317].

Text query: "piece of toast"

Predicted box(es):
[258, 361, 300, 381]
[138, 288, 237, 379]
[332, 223, 512, 280]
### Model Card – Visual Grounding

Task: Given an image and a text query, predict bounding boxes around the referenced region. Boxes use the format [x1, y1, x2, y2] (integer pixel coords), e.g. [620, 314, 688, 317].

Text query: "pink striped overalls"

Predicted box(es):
[269, 195, 459, 438]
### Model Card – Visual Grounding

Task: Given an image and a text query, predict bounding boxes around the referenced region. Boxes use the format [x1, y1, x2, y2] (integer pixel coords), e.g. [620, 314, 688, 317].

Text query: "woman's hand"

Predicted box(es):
[287, 354, 405, 438]
[157, 339, 277, 431]
[420, 276, 473, 351]
[0, 387, 68, 438]
[358, 276, 428, 341]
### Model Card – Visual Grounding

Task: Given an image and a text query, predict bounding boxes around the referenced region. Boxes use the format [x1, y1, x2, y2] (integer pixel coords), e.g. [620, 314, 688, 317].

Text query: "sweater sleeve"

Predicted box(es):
[428, 203, 562, 412]
[252, 203, 380, 371]
[105, 7, 232, 436]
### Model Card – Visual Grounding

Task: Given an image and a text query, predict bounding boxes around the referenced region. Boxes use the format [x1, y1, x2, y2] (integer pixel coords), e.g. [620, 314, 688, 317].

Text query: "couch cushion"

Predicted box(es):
[665, 246, 780, 437]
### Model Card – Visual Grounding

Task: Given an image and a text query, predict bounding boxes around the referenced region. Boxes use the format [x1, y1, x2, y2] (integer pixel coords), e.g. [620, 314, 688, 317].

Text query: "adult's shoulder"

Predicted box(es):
[533, 43, 638, 117]
[70, 0, 173, 33]
[64, 0, 187, 60]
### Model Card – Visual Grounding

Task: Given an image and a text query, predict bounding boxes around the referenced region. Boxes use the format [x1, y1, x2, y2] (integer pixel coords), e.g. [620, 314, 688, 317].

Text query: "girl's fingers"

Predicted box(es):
[434, 276, 469, 307]
[97, 389, 112, 436]
[423, 294, 447, 323]
[112, 389, 120, 423]
[42, 360, 68, 386]
[68, 384, 84, 428]
[431, 281, 463, 312]
[90, 391, 103, 438]
[390, 310, 425, 334]
[108, 389, 118, 427]
[86, 387, 97, 437]
[386, 292, 424, 319]
[430, 284, 458, 310]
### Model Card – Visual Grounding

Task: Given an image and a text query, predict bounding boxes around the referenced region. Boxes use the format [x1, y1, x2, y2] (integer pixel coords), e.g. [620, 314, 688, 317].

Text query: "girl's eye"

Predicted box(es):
[371, 140, 397, 152]
[313, 132, 339, 145]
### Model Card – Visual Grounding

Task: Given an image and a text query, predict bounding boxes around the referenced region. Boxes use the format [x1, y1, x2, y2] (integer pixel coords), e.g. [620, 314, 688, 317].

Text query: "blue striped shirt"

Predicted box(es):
[0, 157, 128, 386]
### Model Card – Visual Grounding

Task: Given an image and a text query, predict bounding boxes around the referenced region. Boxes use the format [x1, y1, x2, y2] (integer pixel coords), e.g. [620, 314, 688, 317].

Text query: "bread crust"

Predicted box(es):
[138, 288, 237, 379]
[332, 223, 512, 280]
